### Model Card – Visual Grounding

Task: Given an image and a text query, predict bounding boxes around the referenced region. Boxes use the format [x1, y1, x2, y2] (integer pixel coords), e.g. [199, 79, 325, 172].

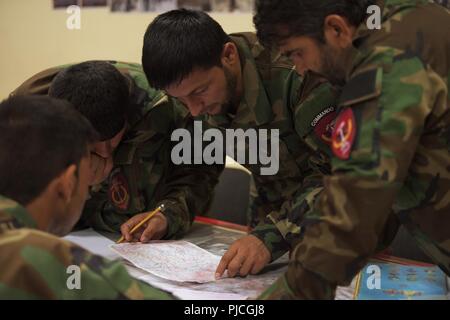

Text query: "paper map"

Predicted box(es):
[110, 241, 222, 283]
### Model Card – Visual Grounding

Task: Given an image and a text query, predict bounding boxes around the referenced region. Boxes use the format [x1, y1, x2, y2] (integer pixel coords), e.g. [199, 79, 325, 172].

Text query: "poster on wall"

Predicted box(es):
[53, 0, 448, 12]
[110, 0, 254, 13]
[53, 0, 108, 8]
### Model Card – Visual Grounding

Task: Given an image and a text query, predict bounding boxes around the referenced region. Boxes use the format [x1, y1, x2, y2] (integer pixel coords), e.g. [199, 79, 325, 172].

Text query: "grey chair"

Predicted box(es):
[203, 160, 251, 226]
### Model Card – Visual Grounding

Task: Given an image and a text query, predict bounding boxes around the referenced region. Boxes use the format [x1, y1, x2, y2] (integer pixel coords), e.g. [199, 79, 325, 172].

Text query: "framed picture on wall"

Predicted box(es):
[109, 0, 254, 12]
[53, 0, 108, 9]
[110, 0, 177, 12]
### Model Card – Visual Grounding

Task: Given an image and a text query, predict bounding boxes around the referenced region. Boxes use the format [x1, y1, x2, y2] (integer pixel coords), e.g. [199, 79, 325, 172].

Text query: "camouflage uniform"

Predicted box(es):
[202, 33, 340, 261]
[0, 195, 175, 299]
[12, 61, 221, 239]
[261, 0, 450, 299]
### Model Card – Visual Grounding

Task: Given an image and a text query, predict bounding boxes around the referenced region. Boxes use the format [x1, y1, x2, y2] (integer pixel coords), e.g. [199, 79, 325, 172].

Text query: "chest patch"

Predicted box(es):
[108, 168, 130, 211]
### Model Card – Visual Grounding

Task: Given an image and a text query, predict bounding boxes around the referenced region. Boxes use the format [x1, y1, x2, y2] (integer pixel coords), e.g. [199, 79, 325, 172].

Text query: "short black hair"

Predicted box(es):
[254, 0, 376, 47]
[0, 95, 97, 205]
[48, 61, 128, 141]
[142, 9, 230, 90]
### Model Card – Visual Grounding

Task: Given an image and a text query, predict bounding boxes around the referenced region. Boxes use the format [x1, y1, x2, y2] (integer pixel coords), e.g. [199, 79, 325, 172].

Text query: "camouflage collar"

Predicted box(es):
[0, 195, 37, 229]
[353, 0, 430, 44]
[346, 0, 426, 80]
[229, 35, 274, 126]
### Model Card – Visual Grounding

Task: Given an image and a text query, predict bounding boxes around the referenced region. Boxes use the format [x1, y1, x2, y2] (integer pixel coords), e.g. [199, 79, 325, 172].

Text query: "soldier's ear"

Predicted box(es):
[221, 42, 239, 67]
[323, 15, 355, 49]
[55, 164, 78, 204]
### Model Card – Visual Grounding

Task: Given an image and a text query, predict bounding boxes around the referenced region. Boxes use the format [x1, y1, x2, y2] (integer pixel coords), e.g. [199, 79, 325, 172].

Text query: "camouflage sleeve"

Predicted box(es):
[268, 48, 447, 299]
[157, 161, 224, 239]
[66, 243, 176, 299]
[10, 66, 63, 96]
[157, 102, 224, 239]
[250, 177, 324, 262]
[3, 232, 175, 299]
[251, 72, 338, 262]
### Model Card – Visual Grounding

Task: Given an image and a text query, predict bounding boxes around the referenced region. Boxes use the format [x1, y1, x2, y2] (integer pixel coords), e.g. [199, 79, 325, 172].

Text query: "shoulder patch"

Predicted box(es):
[311, 106, 337, 145]
[332, 108, 357, 160]
[339, 68, 382, 107]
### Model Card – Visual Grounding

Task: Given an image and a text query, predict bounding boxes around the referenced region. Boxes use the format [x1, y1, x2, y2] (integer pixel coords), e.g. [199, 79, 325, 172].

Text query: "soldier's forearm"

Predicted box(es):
[285, 262, 337, 300]
[259, 265, 336, 300]
[250, 218, 290, 262]
[158, 198, 193, 239]
[157, 163, 223, 239]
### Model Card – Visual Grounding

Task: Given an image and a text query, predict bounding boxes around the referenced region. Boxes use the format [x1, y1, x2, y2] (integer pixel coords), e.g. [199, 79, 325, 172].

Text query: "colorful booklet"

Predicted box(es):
[354, 256, 448, 300]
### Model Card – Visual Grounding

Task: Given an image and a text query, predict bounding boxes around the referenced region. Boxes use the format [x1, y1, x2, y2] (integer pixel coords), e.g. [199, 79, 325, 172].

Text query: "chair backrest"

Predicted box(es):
[203, 158, 251, 226]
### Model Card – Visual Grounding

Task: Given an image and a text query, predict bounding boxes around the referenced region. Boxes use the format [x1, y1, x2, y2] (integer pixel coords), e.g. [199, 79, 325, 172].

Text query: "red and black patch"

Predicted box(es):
[311, 106, 337, 145]
[332, 108, 357, 160]
[108, 168, 130, 211]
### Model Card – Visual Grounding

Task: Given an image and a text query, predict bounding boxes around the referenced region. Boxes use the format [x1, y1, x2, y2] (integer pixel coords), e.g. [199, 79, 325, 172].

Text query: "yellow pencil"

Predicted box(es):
[116, 204, 165, 244]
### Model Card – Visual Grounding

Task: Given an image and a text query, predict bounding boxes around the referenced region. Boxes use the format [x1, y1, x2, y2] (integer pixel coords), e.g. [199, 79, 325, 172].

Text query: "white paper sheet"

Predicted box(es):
[132, 261, 288, 300]
[64, 228, 119, 260]
[110, 241, 222, 283]
[172, 289, 247, 300]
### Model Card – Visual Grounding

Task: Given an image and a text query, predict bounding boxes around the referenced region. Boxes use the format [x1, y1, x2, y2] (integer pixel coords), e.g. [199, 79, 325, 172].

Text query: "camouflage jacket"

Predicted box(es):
[12, 61, 221, 239]
[202, 33, 340, 260]
[261, 0, 450, 299]
[0, 195, 174, 299]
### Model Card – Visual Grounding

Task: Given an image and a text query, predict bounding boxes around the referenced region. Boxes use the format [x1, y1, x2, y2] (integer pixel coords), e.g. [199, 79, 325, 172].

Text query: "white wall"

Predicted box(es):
[0, 0, 254, 98]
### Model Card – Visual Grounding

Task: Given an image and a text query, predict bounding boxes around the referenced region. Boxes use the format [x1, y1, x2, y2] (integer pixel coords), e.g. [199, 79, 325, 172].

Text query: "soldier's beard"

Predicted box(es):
[318, 44, 352, 87]
[219, 67, 239, 116]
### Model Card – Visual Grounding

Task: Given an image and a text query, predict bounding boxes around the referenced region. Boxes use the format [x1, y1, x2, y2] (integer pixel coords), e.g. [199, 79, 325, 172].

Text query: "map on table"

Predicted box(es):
[110, 240, 222, 283]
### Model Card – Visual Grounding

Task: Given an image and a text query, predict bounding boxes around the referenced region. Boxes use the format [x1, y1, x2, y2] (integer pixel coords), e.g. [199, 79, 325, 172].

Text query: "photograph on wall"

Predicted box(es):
[109, 0, 254, 13]
[53, 0, 108, 8]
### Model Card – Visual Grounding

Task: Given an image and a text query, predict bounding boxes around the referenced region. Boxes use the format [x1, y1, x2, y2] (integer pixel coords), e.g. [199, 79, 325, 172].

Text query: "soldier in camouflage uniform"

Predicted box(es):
[0, 95, 174, 299]
[141, 9, 340, 277]
[254, 0, 450, 299]
[12, 61, 221, 243]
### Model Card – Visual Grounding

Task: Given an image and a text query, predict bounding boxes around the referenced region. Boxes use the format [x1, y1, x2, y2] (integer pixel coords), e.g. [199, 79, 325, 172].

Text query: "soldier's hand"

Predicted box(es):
[120, 212, 168, 242]
[215, 235, 271, 279]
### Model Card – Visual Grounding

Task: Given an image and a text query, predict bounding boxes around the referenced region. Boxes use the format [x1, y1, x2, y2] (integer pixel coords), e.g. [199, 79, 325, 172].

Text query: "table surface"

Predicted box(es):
[66, 218, 448, 300]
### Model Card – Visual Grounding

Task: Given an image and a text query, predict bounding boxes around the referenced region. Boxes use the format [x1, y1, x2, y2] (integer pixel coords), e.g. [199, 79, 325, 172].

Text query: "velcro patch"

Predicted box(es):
[338, 68, 381, 108]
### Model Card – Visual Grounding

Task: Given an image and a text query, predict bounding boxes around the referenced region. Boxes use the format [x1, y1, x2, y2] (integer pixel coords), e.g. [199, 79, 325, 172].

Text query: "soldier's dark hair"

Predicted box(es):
[142, 9, 231, 90]
[254, 0, 377, 47]
[0, 95, 98, 205]
[48, 61, 128, 141]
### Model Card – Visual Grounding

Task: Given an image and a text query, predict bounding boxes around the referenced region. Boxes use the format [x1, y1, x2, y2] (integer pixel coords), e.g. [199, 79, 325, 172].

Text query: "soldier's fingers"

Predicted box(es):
[140, 222, 157, 243]
[131, 230, 144, 242]
[120, 214, 146, 241]
[239, 256, 255, 277]
[227, 252, 247, 278]
[120, 222, 133, 242]
[250, 259, 267, 275]
[215, 246, 238, 278]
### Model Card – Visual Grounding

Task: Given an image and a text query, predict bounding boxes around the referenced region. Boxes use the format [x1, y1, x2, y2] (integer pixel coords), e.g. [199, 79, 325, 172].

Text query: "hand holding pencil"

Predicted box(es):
[118, 204, 167, 243]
